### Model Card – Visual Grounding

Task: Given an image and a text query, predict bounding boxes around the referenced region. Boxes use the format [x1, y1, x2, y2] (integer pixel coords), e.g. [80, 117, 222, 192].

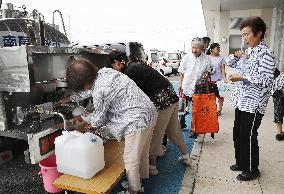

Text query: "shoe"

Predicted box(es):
[179, 111, 189, 129]
[149, 165, 159, 176]
[217, 111, 222, 116]
[121, 181, 144, 192]
[189, 131, 197, 138]
[178, 154, 191, 165]
[276, 134, 284, 141]
[157, 145, 167, 157]
[230, 164, 241, 171]
[236, 170, 260, 181]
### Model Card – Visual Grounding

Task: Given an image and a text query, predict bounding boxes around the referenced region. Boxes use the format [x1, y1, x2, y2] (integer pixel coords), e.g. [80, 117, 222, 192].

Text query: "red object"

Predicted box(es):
[191, 93, 219, 134]
[178, 90, 185, 98]
[39, 154, 63, 193]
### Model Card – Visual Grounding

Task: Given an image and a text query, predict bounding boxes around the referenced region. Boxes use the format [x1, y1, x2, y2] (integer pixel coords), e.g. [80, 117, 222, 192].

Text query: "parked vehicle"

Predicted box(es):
[146, 49, 160, 68]
[158, 58, 173, 76]
[147, 50, 172, 76]
[167, 52, 182, 75]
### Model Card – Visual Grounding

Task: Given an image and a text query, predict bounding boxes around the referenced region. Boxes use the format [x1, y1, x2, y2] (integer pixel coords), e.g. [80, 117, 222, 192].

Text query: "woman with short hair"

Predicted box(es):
[226, 16, 276, 181]
[66, 59, 157, 194]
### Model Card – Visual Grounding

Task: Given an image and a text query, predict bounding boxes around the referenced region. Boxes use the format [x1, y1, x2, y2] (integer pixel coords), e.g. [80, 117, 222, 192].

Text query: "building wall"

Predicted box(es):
[207, 8, 274, 56]
[218, 11, 229, 56]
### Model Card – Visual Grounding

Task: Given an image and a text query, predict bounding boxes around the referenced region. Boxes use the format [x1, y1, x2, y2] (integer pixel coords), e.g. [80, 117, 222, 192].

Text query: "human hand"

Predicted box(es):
[234, 50, 245, 58]
[228, 74, 243, 82]
[80, 123, 92, 133]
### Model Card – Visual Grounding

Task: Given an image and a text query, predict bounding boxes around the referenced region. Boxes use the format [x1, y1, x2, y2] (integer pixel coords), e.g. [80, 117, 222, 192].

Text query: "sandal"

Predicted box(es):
[217, 111, 222, 116]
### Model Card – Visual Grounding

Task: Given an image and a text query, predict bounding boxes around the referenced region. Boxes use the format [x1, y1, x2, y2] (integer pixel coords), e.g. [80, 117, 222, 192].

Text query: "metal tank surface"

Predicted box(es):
[0, 2, 110, 164]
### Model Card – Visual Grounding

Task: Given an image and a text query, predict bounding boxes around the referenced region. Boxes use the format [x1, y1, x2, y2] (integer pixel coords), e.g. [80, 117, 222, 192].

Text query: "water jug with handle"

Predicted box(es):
[55, 131, 105, 179]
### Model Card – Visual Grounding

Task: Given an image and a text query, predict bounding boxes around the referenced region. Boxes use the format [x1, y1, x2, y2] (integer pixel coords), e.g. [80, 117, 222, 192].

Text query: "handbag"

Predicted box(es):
[192, 78, 219, 137]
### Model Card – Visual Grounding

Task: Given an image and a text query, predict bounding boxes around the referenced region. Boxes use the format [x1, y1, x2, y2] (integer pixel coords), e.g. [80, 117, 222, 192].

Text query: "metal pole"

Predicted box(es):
[68, 15, 71, 42]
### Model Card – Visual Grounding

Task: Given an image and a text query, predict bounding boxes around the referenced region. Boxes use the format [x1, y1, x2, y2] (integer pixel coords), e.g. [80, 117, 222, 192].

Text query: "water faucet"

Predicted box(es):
[53, 111, 68, 131]
[36, 108, 68, 131]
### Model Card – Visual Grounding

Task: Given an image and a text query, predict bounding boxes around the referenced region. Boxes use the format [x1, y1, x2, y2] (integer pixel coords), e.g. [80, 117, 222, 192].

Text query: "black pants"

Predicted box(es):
[179, 96, 192, 129]
[162, 134, 168, 146]
[233, 108, 263, 173]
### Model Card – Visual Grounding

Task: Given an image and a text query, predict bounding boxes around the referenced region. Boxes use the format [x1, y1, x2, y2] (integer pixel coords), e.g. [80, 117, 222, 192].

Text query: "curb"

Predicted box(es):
[179, 134, 205, 194]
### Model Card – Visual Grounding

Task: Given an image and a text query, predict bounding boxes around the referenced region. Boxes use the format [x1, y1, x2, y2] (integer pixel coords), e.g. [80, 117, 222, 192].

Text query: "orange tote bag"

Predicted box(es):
[191, 93, 219, 134]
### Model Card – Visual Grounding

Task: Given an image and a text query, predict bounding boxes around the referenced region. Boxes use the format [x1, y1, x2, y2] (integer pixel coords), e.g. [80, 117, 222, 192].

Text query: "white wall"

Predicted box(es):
[219, 11, 230, 56]
[205, 8, 274, 56]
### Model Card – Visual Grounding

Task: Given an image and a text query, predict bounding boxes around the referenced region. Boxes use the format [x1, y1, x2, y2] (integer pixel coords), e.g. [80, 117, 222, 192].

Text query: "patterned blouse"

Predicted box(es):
[151, 85, 179, 110]
[70, 68, 157, 140]
[271, 72, 284, 95]
[226, 41, 275, 114]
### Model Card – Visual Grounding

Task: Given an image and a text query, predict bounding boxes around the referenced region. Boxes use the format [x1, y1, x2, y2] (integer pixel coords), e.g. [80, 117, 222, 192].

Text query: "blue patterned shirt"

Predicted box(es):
[70, 68, 157, 140]
[226, 41, 276, 114]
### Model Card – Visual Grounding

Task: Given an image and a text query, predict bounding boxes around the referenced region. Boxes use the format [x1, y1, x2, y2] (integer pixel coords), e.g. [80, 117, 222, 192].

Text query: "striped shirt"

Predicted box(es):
[70, 68, 157, 140]
[226, 41, 276, 114]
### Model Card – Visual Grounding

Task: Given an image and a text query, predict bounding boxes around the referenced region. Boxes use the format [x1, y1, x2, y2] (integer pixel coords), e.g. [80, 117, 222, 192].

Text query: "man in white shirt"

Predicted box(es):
[178, 37, 211, 136]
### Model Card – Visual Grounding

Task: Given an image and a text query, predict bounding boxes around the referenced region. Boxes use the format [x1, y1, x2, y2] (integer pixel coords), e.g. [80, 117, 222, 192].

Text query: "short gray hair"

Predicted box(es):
[191, 37, 204, 48]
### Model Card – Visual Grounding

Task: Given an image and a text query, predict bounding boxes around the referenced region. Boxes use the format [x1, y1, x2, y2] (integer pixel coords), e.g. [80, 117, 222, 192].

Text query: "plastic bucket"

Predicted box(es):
[39, 154, 63, 193]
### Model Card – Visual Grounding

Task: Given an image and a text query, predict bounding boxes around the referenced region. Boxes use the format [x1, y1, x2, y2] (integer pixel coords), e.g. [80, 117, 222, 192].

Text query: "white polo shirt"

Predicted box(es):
[178, 52, 211, 97]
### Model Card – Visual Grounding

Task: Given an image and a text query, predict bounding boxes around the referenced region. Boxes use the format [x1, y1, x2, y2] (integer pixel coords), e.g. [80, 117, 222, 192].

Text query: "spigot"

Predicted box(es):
[12, 107, 25, 125]
[53, 111, 68, 131]
[36, 108, 68, 131]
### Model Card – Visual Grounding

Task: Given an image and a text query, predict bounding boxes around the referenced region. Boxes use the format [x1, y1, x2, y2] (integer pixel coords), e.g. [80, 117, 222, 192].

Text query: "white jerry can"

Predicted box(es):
[55, 131, 105, 179]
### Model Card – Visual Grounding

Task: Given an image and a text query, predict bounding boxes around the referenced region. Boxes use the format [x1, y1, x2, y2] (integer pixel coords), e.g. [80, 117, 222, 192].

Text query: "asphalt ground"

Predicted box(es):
[0, 76, 192, 194]
[0, 139, 47, 194]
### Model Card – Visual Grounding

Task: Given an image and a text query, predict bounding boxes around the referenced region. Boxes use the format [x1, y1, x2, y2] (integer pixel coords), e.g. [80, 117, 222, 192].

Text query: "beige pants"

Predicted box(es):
[150, 103, 185, 156]
[123, 122, 155, 191]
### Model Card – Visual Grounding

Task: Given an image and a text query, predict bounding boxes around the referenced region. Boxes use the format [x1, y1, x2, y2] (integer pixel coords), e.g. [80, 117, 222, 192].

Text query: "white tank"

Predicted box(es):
[55, 131, 105, 179]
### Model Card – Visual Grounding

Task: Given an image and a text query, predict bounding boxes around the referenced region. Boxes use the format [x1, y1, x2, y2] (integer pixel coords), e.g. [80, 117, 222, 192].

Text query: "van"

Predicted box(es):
[167, 52, 182, 75]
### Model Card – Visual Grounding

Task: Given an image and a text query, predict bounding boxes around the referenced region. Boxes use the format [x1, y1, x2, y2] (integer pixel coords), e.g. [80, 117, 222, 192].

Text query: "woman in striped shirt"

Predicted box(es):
[226, 16, 276, 181]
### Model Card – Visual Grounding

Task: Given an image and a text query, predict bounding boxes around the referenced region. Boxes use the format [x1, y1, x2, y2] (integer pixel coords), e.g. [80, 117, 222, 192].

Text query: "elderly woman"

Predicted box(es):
[226, 16, 275, 181]
[108, 50, 190, 178]
[178, 37, 212, 136]
[66, 59, 157, 194]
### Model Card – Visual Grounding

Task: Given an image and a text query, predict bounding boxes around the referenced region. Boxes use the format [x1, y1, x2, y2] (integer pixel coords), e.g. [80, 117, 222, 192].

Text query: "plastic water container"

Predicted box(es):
[55, 131, 105, 179]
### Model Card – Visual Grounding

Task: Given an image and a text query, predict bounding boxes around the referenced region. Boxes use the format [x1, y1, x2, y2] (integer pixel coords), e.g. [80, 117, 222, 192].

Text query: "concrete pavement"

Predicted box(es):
[180, 92, 284, 194]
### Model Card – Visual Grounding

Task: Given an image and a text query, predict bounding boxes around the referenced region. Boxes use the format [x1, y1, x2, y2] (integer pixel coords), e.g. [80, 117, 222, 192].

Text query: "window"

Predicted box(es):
[6, 21, 23, 32]
[151, 53, 160, 62]
[168, 53, 179, 60]
[229, 35, 247, 54]
[0, 22, 8, 31]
